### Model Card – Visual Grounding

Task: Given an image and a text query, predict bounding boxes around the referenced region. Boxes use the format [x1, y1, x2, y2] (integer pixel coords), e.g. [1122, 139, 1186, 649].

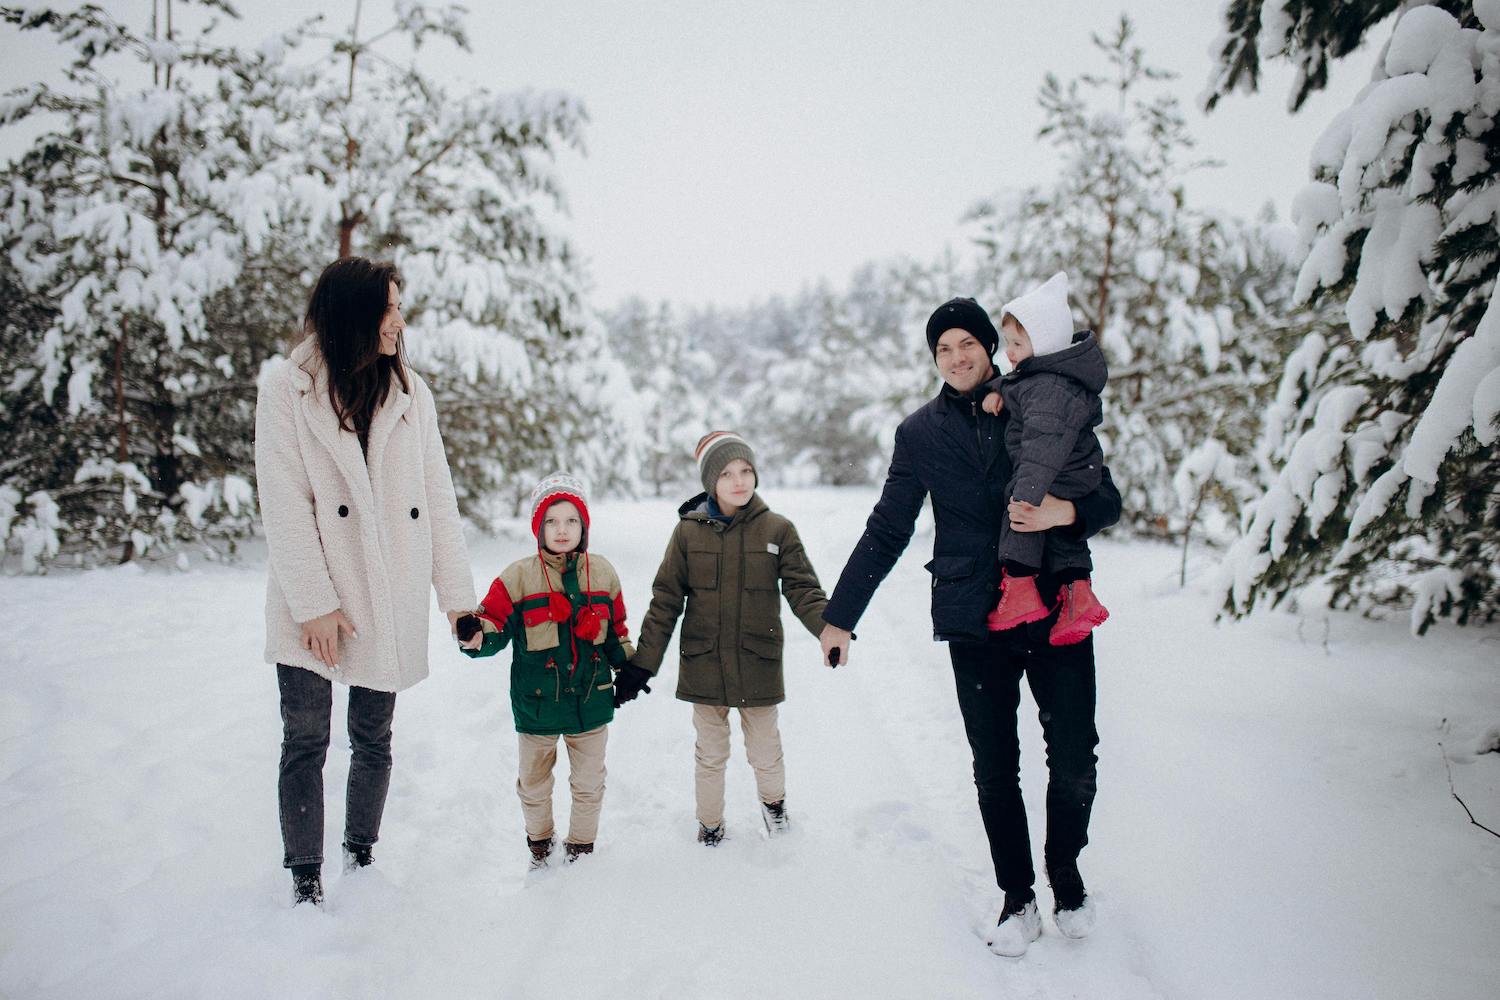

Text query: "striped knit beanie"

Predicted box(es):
[694, 431, 756, 495]
[528, 472, 590, 541]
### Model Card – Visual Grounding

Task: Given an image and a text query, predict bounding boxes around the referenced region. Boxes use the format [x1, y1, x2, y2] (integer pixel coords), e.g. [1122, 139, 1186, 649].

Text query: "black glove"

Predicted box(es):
[612, 662, 653, 708]
[455, 614, 482, 643]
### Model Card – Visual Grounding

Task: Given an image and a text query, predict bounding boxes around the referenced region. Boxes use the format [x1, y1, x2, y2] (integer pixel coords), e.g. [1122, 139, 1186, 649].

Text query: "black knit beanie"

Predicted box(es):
[925, 297, 999, 357]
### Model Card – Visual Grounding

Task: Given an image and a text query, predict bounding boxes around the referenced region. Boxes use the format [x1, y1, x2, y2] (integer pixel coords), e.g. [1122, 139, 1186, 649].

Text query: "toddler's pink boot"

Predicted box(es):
[986, 571, 1051, 631]
[1048, 579, 1109, 645]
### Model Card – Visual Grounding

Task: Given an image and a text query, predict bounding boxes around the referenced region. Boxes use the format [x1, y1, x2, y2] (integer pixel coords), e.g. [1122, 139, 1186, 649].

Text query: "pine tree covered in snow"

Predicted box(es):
[0, 1, 616, 563]
[1171, 211, 1347, 567]
[623, 258, 946, 489]
[753, 282, 886, 486]
[231, 1, 617, 521]
[1207, 1, 1500, 632]
[969, 16, 1296, 541]
[0, 2, 277, 568]
[606, 298, 713, 495]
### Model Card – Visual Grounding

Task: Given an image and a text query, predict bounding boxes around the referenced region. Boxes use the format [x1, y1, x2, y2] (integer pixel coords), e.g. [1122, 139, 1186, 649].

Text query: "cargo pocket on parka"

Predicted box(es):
[740, 632, 785, 701]
[744, 550, 781, 624]
[677, 635, 720, 699]
[925, 554, 982, 628]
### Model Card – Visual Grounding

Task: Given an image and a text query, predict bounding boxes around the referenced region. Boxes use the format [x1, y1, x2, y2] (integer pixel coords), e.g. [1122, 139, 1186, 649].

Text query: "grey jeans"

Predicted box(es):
[277, 663, 396, 869]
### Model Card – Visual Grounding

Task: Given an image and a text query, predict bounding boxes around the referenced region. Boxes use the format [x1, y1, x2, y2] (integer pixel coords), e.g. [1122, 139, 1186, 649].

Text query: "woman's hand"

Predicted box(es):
[1008, 494, 1077, 533]
[446, 610, 465, 635]
[301, 610, 357, 670]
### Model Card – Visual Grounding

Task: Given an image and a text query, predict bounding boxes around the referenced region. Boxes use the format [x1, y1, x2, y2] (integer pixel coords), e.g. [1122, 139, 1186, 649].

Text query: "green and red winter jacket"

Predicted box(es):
[463, 549, 634, 735]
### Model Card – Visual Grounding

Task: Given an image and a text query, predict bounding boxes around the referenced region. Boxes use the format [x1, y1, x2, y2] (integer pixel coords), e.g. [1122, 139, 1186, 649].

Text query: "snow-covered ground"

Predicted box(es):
[1, 487, 1496, 999]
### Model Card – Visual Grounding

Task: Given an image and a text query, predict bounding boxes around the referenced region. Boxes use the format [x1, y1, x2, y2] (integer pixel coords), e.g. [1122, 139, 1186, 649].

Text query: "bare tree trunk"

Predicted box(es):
[338, 0, 364, 258]
[151, 0, 159, 87]
[164, 0, 174, 90]
[114, 324, 128, 464]
[1178, 410, 1224, 587]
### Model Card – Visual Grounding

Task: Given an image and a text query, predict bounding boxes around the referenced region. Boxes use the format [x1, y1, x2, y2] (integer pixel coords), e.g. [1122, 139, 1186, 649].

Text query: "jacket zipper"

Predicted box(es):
[735, 521, 746, 706]
[971, 399, 984, 462]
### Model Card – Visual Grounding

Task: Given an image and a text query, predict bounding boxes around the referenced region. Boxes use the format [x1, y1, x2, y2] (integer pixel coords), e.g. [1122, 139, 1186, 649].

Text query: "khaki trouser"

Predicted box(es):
[692, 704, 785, 828]
[517, 725, 608, 845]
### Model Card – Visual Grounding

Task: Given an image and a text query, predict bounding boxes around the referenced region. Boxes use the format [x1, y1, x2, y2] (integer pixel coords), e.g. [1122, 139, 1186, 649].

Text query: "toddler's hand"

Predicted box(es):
[455, 613, 483, 647]
[981, 392, 1003, 416]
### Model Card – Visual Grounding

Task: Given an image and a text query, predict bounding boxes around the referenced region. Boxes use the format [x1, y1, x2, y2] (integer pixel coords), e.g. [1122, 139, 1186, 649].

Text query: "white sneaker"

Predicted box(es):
[1054, 898, 1096, 939]
[986, 898, 1042, 957]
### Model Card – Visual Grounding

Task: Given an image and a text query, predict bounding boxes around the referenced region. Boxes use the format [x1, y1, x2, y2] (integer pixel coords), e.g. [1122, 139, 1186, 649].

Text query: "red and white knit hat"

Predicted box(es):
[528, 472, 590, 541]
[694, 431, 756, 495]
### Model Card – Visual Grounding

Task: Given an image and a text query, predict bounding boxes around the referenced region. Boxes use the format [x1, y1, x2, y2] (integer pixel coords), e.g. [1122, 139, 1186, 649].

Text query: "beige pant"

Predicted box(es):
[516, 725, 608, 845]
[692, 704, 785, 828]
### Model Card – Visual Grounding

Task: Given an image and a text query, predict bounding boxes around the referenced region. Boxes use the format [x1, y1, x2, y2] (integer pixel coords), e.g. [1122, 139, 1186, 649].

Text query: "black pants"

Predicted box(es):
[277, 663, 397, 869]
[948, 632, 1099, 896]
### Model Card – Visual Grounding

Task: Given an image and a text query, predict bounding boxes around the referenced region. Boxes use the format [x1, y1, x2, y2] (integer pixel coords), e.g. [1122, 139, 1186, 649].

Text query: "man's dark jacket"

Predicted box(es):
[823, 375, 1121, 642]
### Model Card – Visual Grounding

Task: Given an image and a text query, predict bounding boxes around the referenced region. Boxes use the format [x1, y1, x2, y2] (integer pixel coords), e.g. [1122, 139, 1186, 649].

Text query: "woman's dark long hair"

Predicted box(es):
[303, 257, 411, 447]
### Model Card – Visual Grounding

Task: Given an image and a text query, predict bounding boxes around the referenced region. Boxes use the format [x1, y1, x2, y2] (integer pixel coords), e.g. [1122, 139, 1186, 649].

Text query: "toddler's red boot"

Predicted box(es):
[1049, 579, 1109, 645]
[985, 571, 1050, 631]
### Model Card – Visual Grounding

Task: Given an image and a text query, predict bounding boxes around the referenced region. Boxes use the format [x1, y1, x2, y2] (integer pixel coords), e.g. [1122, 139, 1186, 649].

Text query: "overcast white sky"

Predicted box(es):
[0, 1, 1375, 309]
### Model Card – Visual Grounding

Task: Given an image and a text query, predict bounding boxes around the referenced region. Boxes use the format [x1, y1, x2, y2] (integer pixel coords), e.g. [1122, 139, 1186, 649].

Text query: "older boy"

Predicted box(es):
[623, 432, 828, 844]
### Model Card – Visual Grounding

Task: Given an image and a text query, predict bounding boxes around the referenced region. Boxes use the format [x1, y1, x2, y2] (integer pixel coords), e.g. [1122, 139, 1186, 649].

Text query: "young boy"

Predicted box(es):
[457, 473, 633, 868]
[980, 271, 1110, 645]
[620, 431, 828, 845]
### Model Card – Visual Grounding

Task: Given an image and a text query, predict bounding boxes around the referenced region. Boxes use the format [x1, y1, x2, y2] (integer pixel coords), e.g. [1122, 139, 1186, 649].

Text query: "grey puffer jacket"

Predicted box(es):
[989, 331, 1107, 505]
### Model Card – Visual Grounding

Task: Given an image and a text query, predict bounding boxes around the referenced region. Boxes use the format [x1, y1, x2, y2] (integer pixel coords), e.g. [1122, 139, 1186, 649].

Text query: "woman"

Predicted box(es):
[254, 257, 474, 906]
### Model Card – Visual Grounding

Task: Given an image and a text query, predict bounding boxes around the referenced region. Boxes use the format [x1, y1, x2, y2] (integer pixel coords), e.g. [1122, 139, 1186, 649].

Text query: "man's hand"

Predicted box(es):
[1007, 494, 1078, 533]
[301, 609, 356, 670]
[981, 391, 1003, 416]
[819, 624, 852, 668]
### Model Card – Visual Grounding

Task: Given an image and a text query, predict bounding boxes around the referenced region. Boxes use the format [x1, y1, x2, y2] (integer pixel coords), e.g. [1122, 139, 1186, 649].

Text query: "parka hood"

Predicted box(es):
[1009, 331, 1107, 395]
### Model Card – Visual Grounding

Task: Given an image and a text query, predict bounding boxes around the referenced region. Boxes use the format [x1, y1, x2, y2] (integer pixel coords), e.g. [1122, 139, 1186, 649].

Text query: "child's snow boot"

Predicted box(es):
[761, 799, 790, 836]
[341, 842, 374, 872]
[563, 842, 593, 864]
[985, 891, 1041, 957]
[527, 836, 554, 870]
[697, 821, 725, 847]
[985, 571, 1050, 632]
[1048, 579, 1109, 645]
[1047, 862, 1095, 939]
[291, 868, 324, 907]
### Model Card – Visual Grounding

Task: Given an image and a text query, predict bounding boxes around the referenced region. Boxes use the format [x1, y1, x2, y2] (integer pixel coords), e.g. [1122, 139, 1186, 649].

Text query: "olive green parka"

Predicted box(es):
[633, 492, 827, 707]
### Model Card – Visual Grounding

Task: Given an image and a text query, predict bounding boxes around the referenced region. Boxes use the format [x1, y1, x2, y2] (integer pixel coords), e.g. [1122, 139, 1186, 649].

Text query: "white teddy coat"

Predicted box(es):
[255, 338, 475, 692]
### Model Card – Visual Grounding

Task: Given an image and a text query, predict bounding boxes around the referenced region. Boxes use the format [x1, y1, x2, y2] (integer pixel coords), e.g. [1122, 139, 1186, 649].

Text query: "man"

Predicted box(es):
[818, 296, 1121, 958]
